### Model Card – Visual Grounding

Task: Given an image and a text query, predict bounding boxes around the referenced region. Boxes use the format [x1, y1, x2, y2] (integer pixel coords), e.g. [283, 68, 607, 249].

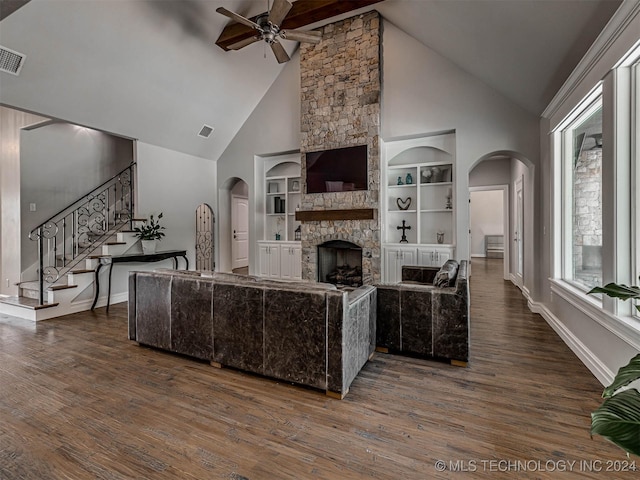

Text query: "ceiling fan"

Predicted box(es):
[216, 0, 322, 63]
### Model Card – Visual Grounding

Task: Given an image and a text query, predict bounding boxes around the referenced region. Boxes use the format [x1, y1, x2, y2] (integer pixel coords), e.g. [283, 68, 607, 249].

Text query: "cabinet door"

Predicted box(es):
[385, 247, 417, 283]
[418, 248, 436, 267]
[291, 245, 302, 280]
[258, 244, 271, 277]
[434, 249, 451, 267]
[267, 245, 281, 278]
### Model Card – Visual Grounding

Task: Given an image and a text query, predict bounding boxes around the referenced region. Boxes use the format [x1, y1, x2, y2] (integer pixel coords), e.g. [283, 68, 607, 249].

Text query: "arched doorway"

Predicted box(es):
[218, 177, 250, 273]
[468, 151, 534, 295]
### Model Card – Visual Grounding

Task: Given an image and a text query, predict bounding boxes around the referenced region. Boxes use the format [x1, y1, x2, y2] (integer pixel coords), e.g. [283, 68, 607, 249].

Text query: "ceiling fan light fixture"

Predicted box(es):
[216, 0, 321, 63]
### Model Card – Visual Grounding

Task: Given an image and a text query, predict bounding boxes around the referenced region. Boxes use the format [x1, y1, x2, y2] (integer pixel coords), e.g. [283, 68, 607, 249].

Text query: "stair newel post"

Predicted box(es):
[38, 226, 44, 306]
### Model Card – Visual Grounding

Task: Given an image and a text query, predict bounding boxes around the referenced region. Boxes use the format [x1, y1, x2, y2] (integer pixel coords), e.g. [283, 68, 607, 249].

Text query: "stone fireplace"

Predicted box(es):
[318, 240, 363, 287]
[298, 11, 381, 284]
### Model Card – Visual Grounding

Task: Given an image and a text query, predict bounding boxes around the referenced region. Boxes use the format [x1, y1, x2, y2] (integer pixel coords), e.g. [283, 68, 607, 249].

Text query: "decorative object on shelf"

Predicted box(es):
[275, 215, 284, 241]
[291, 180, 300, 192]
[397, 176, 404, 185]
[397, 220, 411, 243]
[405, 172, 413, 185]
[294, 225, 301, 241]
[446, 187, 452, 209]
[421, 168, 432, 183]
[437, 231, 445, 244]
[396, 197, 412, 211]
[134, 212, 166, 254]
[268, 182, 279, 193]
[431, 166, 442, 183]
[274, 197, 285, 214]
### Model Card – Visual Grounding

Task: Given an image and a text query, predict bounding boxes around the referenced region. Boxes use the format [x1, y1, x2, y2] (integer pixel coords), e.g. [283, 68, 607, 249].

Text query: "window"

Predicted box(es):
[561, 97, 603, 291]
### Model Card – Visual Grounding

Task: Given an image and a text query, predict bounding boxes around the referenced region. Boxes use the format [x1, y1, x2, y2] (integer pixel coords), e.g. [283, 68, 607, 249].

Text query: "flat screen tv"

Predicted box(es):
[305, 145, 368, 194]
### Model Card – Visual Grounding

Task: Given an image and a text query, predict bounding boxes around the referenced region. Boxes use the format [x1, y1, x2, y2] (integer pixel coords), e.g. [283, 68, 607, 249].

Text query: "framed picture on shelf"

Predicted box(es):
[268, 182, 279, 193]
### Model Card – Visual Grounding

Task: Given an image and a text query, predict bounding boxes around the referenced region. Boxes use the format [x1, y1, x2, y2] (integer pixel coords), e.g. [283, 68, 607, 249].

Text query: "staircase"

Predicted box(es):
[0, 164, 146, 321]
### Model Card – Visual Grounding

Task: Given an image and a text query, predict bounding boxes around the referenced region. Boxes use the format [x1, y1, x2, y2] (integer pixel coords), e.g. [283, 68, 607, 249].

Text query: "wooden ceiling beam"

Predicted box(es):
[215, 0, 384, 51]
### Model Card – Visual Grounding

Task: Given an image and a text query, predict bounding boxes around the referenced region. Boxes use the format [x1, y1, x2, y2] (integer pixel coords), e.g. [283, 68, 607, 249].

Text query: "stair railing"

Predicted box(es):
[29, 163, 136, 305]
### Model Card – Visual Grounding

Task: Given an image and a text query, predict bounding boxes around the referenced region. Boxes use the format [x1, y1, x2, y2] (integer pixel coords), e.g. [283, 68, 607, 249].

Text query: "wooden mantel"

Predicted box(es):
[295, 209, 375, 222]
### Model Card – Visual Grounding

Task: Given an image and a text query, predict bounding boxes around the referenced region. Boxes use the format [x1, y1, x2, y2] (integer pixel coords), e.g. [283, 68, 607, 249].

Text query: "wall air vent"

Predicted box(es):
[198, 125, 214, 138]
[0, 46, 26, 75]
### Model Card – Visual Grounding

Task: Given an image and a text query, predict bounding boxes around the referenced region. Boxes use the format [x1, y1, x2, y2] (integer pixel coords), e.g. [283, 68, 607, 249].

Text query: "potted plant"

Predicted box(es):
[588, 282, 640, 456]
[134, 212, 165, 254]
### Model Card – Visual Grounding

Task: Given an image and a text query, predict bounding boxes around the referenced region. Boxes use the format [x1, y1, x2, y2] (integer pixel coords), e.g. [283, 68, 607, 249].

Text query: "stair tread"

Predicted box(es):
[0, 296, 59, 310]
[105, 241, 127, 245]
[48, 284, 78, 291]
[70, 269, 95, 274]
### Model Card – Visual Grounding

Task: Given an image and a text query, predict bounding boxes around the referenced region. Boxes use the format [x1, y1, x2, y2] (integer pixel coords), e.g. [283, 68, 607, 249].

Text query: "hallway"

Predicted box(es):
[0, 259, 634, 479]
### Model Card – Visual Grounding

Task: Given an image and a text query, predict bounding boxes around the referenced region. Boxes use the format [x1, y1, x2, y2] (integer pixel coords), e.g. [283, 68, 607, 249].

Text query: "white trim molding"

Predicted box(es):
[528, 298, 615, 386]
[550, 279, 640, 350]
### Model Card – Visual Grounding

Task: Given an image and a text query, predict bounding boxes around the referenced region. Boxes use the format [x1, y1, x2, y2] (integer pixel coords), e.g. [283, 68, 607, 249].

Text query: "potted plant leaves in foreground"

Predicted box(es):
[134, 212, 165, 254]
[588, 282, 640, 456]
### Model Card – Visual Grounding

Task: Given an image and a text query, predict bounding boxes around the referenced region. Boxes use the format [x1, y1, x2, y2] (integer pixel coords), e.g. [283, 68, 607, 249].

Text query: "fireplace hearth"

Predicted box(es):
[318, 240, 363, 287]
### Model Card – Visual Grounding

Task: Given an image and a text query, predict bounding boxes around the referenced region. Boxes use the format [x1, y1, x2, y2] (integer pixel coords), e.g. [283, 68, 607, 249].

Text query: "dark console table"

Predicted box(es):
[91, 250, 188, 312]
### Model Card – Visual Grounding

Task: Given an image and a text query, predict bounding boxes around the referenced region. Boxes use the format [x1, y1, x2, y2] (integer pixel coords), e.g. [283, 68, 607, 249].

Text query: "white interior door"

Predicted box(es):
[231, 195, 249, 270]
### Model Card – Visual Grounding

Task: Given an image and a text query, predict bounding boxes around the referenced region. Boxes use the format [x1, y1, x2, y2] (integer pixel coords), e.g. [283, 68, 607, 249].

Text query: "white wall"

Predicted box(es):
[470, 190, 504, 257]
[469, 158, 511, 187]
[382, 21, 539, 286]
[0, 107, 49, 295]
[136, 142, 216, 265]
[216, 54, 301, 273]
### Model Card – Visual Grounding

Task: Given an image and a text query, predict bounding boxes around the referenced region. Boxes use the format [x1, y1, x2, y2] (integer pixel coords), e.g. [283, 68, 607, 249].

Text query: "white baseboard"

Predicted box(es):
[470, 254, 486, 258]
[528, 299, 614, 386]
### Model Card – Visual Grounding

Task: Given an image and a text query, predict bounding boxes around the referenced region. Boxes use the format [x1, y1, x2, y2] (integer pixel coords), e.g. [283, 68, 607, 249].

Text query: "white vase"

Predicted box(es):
[141, 239, 157, 254]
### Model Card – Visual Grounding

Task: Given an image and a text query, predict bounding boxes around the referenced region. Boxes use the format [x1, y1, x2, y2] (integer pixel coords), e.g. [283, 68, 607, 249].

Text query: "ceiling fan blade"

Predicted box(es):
[281, 29, 322, 44]
[228, 35, 262, 50]
[268, 0, 293, 27]
[270, 41, 290, 64]
[216, 7, 261, 30]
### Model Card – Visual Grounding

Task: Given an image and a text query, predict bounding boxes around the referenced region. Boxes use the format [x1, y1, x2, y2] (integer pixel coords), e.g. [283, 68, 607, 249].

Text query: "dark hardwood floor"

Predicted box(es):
[0, 259, 635, 479]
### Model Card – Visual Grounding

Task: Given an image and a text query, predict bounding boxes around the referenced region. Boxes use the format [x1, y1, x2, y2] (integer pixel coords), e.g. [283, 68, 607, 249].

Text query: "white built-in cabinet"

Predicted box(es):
[258, 242, 302, 280]
[256, 153, 302, 280]
[381, 133, 457, 283]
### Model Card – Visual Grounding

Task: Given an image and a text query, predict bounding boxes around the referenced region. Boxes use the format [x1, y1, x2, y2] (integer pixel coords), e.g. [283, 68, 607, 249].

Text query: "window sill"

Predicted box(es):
[549, 278, 640, 349]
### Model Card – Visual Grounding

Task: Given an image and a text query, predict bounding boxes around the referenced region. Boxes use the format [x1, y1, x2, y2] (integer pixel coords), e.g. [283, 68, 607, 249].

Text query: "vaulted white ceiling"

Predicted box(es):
[0, 0, 621, 162]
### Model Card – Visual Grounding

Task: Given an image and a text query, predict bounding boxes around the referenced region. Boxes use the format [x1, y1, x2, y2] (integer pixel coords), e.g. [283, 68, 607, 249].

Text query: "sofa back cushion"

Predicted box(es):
[433, 260, 459, 287]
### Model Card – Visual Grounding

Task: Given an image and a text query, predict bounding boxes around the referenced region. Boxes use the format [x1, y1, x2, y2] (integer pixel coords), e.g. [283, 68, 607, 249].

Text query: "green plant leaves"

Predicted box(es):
[133, 213, 166, 241]
[591, 388, 640, 456]
[588, 283, 640, 312]
[603, 354, 640, 398]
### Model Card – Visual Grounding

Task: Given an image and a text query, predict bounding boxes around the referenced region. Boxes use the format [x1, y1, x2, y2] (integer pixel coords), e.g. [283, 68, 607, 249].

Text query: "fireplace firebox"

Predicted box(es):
[317, 240, 363, 287]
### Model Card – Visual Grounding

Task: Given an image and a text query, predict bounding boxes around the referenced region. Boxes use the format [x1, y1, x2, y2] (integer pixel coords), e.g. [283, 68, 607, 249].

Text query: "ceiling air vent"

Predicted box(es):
[0, 46, 26, 75]
[198, 125, 214, 138]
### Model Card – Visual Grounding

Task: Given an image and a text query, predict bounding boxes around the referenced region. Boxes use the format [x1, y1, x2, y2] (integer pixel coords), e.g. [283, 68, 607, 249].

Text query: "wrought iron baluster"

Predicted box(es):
[106, 186, 110, 231]
[62, 217, 67, 268]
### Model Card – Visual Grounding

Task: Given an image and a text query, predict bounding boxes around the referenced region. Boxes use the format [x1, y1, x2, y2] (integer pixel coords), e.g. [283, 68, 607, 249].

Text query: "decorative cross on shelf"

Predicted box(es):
[397, 220, 411, 243]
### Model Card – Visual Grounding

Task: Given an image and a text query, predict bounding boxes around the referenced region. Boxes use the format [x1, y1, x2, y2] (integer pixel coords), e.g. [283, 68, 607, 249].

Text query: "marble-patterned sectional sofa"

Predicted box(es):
[128, 270, 376, 398]
[375, 260, 469, 365]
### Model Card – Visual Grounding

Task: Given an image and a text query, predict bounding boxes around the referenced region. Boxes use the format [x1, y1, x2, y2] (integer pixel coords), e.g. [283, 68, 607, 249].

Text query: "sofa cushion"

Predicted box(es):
[433, 260, 459, 288]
